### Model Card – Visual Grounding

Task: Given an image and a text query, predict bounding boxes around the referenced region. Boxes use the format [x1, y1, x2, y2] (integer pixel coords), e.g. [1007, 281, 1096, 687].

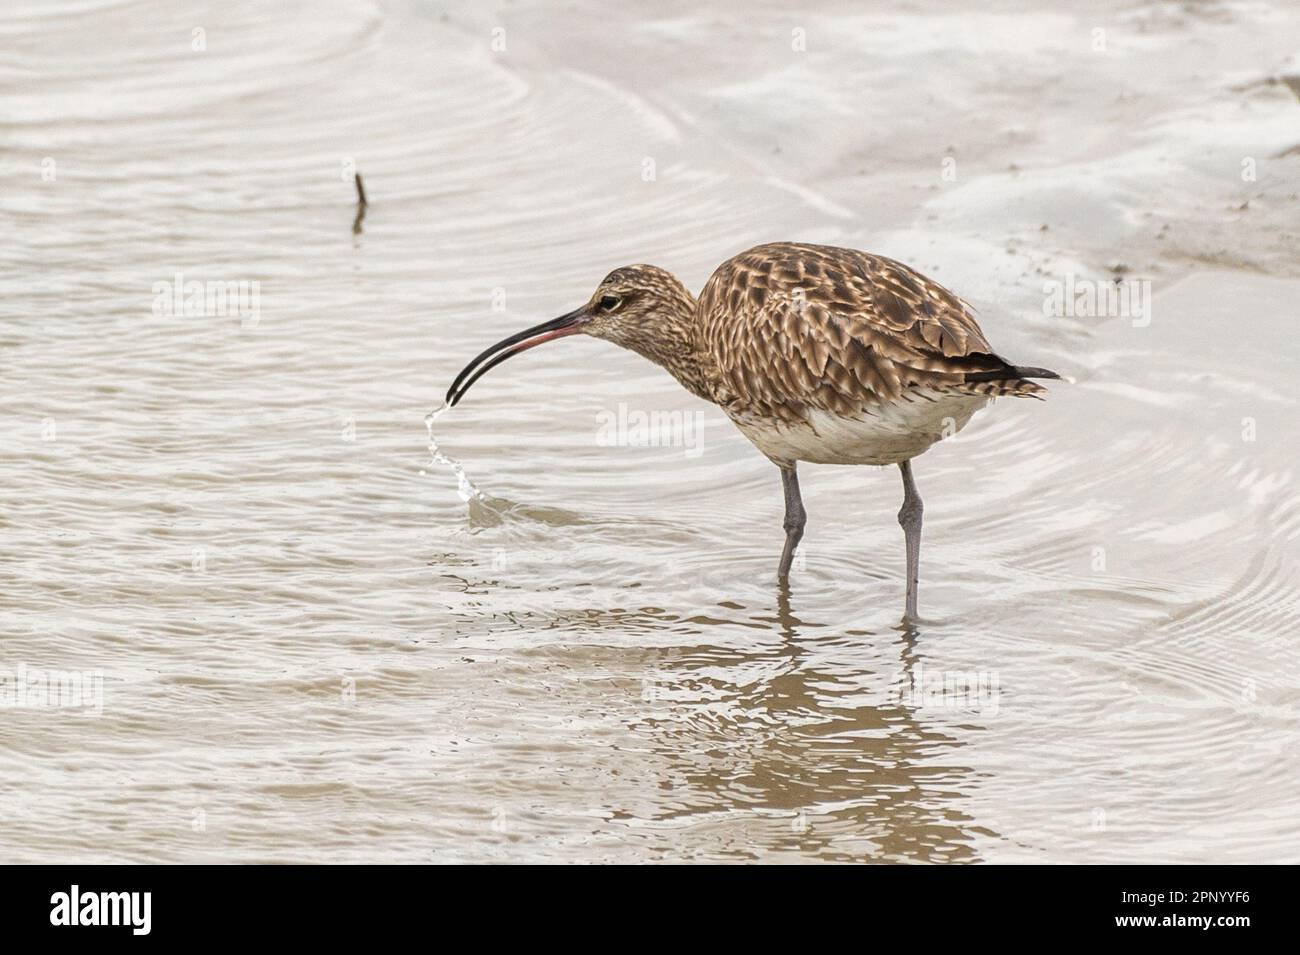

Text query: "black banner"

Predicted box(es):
[0, 865, 1282, 942]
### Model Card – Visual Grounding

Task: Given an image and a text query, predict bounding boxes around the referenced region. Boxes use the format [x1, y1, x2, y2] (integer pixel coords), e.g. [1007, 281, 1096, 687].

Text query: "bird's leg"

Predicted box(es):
[897, 459, 924, 621]
[777, 465, 806, 580]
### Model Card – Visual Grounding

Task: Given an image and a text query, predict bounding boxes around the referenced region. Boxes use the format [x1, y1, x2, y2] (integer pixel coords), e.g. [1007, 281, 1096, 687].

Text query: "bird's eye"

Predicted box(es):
[598, 294, 621, 312]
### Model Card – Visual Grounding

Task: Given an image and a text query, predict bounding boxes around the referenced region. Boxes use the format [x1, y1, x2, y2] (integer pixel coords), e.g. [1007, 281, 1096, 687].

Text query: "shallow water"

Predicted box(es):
[2, 0, 1298, 862]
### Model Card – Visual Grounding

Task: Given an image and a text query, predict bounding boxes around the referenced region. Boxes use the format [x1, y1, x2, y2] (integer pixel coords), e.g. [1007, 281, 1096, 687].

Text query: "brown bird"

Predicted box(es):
[446, 242, 1060, 621]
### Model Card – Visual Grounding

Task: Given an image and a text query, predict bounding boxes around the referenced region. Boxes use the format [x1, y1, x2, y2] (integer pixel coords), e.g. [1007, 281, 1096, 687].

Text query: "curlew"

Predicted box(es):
[446, 242, 1059, 621]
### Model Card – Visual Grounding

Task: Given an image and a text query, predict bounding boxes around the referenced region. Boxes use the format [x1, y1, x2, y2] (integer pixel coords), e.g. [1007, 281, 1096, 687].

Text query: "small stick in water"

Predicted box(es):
[352, 172, 368, 235]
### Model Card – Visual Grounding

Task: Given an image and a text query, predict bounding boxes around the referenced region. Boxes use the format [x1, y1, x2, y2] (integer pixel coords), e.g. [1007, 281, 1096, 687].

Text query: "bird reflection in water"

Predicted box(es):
[627, 579, 993, 862]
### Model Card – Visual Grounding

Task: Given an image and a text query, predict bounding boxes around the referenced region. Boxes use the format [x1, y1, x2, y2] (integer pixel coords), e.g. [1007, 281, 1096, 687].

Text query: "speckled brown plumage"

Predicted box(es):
[693, 242, 1047, 422]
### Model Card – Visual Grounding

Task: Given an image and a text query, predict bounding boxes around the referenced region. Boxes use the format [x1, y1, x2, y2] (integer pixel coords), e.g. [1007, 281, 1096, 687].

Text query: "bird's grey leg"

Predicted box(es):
[898, 459, 924, 621]
[777, 465, 806, 580]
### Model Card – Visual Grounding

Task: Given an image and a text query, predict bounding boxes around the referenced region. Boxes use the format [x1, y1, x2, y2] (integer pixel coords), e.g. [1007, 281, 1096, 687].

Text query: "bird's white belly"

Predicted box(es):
[730, 390, 990, 466]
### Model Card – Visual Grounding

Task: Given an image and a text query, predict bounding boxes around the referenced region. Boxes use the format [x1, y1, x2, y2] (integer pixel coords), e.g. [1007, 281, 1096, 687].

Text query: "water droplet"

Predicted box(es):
[423, 403, 484, 504]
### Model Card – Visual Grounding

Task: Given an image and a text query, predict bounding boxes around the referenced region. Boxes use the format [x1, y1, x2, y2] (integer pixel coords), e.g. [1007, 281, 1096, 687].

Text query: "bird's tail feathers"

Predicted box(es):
[1006, 365, 1061, 381]
[955, 355, 1062, 398]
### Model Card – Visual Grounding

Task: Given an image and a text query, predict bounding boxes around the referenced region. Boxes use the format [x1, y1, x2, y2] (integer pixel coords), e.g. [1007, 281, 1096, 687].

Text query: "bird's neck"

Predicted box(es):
[626, 301, 713, 403]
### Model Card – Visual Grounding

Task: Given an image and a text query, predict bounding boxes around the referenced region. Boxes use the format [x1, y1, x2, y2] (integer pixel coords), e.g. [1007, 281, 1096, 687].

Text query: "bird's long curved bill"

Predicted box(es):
[445, 308, 585, 407]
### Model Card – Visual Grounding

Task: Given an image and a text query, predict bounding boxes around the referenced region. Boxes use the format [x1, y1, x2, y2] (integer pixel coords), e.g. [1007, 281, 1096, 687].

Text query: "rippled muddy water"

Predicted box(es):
[2, 0, 1298, 862]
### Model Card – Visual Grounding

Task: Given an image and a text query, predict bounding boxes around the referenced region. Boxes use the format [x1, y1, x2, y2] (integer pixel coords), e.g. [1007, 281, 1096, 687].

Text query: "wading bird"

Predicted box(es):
[446, 242, 1059, 621]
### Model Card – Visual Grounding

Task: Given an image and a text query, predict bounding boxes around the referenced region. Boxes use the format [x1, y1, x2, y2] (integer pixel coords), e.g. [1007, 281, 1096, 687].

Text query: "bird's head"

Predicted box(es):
[446, 264, 697, 407]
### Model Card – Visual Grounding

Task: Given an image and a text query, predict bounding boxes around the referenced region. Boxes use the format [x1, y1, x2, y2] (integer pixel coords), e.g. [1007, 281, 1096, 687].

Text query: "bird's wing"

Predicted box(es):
[696, 243, 1041, 420]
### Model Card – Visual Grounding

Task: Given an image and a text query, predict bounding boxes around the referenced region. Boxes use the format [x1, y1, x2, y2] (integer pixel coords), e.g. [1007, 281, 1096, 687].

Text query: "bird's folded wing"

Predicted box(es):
[699, 246, 1033, 420]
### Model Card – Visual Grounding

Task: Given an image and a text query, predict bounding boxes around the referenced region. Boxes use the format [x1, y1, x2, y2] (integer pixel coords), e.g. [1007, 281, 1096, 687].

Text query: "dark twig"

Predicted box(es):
[352, 172, 368, 235]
